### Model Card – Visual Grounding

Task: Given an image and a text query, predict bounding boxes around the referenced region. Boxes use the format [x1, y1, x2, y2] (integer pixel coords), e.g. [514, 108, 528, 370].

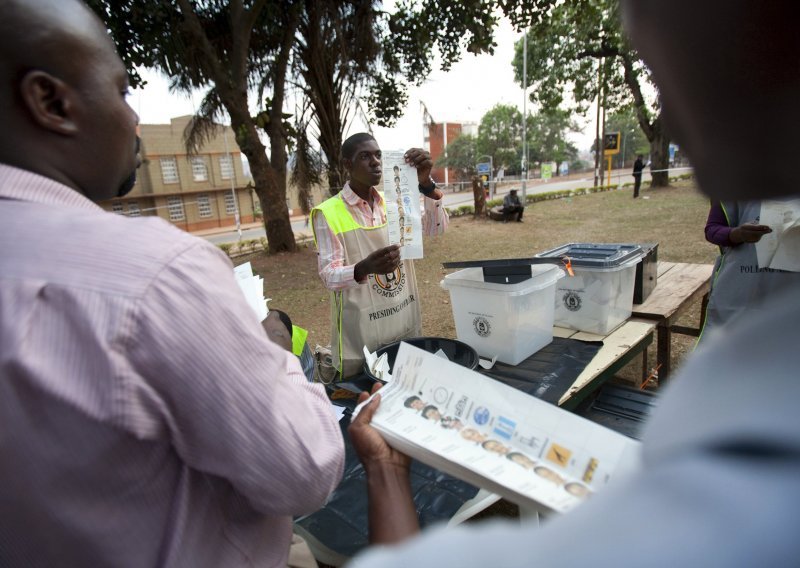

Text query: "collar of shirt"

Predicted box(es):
[340, 181, 385, 225]
[341, 181, 384, 208]
[0, 163, 102, 211]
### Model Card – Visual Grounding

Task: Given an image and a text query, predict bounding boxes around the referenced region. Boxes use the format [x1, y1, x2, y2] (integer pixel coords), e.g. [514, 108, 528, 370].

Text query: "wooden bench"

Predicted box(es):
[631, 261, 714, 382]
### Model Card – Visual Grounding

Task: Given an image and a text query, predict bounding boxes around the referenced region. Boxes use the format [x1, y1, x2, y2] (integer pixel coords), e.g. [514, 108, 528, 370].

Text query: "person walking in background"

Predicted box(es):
[632, 154, 645, 198]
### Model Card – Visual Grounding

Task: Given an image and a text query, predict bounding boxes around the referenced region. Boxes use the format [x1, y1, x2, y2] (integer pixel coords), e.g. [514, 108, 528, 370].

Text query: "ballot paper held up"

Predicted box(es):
[383, 150, 423, 260]
[756, 199, 800, 272]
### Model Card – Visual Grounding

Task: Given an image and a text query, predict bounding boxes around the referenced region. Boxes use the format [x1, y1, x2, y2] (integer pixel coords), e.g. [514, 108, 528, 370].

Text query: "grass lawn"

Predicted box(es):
[240, 180, 717, 384]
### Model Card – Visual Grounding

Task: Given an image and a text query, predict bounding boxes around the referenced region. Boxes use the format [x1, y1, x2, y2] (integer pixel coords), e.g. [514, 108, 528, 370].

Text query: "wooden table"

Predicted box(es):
[553, 319, 656, 409]
[631, 261, 714, 382]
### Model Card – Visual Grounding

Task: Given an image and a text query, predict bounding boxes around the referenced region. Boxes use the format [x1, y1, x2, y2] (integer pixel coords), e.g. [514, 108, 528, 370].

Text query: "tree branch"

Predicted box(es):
[174, 0, 231, 97]
[577, 46, 620, 60]
[620, 50, 655, 140]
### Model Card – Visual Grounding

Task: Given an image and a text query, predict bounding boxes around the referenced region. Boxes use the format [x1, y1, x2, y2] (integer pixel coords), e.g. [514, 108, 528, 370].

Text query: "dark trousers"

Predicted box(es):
[503, 205, 524, 221]
[633, 175, 642, 198]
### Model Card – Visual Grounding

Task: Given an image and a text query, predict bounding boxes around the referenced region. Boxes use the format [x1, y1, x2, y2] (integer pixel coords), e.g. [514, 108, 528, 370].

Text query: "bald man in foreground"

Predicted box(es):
[0, 1, 343, 566]
[348, 1, 800, 566]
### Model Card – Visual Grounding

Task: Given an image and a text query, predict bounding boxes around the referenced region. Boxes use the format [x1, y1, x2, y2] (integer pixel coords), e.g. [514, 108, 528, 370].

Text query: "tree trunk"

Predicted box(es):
[232, 116, 296, 253]
[254, 3, 300, 253]
[648, 122, 670, 188]
[621, 52, 670, 189]
[173, 0, 297, 253]
[327, 166, 344, 196]
[472, 175, 486, 217]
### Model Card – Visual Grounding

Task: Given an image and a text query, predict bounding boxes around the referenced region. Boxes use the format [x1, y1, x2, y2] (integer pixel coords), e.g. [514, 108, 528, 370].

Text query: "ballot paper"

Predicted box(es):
[363, 346, 392, 382]
[755, 199, 800, 272]
[354, 343, 641, 514]
[233, 261, 269, 321]
[382, 150, 423, 260]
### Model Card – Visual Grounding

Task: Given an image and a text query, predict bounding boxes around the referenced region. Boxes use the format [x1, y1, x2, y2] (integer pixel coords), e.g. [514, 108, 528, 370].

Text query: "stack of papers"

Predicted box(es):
[755, 199, 800, 272]
[364, 345, 454, 383]
[354, 343, 641, 514]
[234, 262, 269, 321]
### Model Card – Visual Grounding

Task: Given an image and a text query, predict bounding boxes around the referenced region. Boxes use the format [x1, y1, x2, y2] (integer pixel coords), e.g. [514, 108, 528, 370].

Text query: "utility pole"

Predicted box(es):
[593, 58, 603, 188]
[223, 125, 242, 239]
[443, 122, 449, 187]
[521, 29, 528, 202]
[600, 94, 607, 187]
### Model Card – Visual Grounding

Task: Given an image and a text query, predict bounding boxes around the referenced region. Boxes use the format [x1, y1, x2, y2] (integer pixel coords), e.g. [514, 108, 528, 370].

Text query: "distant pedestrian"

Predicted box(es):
[632, 154, 645, 198]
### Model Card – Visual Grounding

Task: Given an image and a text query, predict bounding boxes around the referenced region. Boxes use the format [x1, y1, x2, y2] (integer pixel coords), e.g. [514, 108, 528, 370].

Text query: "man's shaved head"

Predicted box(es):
[0, 0, 139, 202]
[0, 0, 111, 76]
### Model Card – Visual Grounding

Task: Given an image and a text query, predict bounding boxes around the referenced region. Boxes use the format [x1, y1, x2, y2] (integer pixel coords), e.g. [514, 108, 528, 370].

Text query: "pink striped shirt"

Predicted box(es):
[313, 182, 449, 290]
[0, 164, 344, 567]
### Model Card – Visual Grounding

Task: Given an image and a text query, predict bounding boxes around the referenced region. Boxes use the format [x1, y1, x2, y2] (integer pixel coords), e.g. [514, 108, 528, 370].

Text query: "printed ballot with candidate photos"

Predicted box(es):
[382, 150, 423, 260]
[354, 343, 642, 514]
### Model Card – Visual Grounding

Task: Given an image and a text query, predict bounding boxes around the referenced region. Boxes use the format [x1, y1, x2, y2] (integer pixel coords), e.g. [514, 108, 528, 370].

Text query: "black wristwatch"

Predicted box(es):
[418, 178, 437, 197]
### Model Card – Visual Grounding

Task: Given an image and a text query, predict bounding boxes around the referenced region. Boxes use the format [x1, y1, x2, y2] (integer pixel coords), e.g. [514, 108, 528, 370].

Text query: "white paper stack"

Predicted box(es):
[354, 343, 642, 514]
[755, 199, 800, 272]
[233, 261, 270, 321]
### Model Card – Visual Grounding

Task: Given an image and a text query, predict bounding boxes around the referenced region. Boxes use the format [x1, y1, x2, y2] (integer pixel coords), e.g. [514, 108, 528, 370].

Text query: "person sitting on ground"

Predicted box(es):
[262, 309, 316, 382]
[502, 189, 524, 222]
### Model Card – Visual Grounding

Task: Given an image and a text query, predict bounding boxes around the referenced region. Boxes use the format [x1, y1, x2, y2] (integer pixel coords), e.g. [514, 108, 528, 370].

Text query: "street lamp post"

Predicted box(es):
[522, 29, 528, 202]
[223, 125, 242, 240]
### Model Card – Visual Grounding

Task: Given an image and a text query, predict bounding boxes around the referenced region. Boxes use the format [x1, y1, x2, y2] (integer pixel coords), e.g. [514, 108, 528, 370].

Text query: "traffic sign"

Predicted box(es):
[603, 132, 621, 155]
[476, 162, 491, 174]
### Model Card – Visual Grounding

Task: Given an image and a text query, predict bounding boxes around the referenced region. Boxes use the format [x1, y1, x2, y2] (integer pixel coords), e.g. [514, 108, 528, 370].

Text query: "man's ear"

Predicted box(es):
[341, 157, 352, 172]
[19, 70, 79, 135]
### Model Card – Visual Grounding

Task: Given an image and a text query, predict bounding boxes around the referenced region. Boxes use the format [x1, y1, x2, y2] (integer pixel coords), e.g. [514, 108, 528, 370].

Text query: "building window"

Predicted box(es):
[191, 157, 208, 182]
[224, 192, 237, 215]
[111, 202, 124, 215]
[197, 194, 213, 218]
[127, 201, 141, 217]
[167, 196, 185, 221]
[219, 155, 234, 180]
[160, 157, 179, 184]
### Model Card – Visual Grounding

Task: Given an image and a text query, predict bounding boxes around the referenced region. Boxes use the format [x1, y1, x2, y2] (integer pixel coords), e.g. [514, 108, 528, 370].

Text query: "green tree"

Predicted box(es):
[293, 0, 387, 196]
[88, 0, 302, 252]
[510, 0, 671, 186]
[436, 134, 479, 182]
[477, 104, 522, 173]
[604, 106, 649, 169]
[525, 108, 580, 176]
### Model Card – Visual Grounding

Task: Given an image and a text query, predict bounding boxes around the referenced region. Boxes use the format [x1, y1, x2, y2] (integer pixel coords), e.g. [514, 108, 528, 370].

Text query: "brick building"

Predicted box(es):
[100, 115, 256, 232]
[100, 115, 330, 233]
[424, 121, 478, 185]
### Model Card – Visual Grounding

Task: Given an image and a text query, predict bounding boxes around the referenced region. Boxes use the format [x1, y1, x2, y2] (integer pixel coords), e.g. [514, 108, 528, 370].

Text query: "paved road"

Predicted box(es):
[202, 169, 664, 245]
